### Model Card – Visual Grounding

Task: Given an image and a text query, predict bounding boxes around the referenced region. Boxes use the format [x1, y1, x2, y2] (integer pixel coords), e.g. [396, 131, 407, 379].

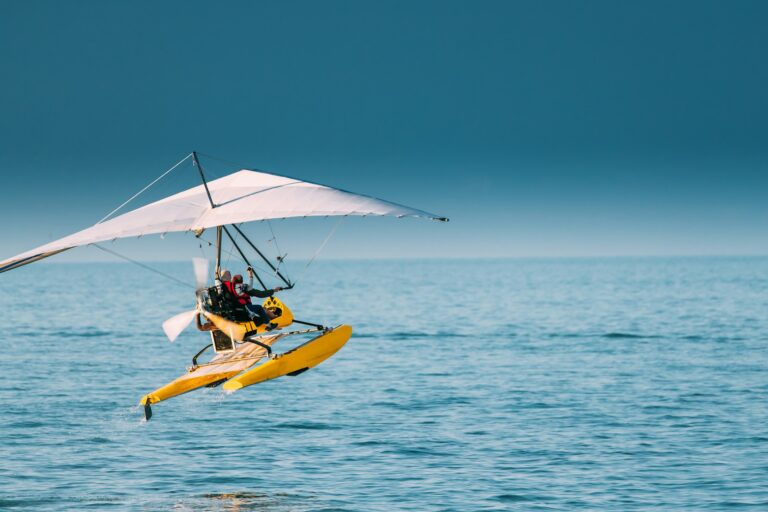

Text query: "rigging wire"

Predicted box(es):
[97, 153, 193, 224]
[231, 223, 292, 287]
[90, 152, 343, 291]
[293, 216, 345, 285]
[265, 219, 288, 275]
[198, 237, 211, 261]
[91, 243, 194, 289]
[235, 223, 284, 278]
[194, 232, 272, 276]
[223, 226, 241, 270]
[194, 233, 215, 284]
[266, 220, 283, 261]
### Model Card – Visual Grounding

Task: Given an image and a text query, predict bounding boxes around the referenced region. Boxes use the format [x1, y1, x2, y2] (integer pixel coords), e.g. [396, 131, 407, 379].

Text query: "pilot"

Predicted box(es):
[228, 267, 283, 331]
[216, 269, 232, 296]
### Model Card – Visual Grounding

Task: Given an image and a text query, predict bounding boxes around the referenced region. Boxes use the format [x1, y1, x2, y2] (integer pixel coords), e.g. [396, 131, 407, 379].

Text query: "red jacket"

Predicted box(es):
[223, 280, 250, 305]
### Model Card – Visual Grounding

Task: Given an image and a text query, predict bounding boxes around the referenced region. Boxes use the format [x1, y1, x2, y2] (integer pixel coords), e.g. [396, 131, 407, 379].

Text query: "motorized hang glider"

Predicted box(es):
[0, 152, 447, 420]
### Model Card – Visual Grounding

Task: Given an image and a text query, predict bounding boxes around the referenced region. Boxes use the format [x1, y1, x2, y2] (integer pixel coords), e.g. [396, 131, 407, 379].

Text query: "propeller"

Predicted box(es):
[161, 258, 210, 342]
[162, 309, 199, 342]
[193, 257, 209, 291]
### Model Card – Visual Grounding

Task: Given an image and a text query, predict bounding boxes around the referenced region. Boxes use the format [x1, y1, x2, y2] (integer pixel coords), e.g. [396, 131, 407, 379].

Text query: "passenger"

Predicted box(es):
[225, 267, 283, 330]
[234, 271, 283, 330]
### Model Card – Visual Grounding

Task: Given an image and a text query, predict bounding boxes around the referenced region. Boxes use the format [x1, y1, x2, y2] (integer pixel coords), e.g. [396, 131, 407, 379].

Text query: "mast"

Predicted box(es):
[193, 151, 223, 278]
[222, 226, 267, 290]
[215, 226, 223, 278]
[192, 151, 215, 209]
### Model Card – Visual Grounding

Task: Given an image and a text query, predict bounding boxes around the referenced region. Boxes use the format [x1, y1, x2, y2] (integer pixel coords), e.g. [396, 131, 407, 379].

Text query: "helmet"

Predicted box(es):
[233, 274, 243, 284]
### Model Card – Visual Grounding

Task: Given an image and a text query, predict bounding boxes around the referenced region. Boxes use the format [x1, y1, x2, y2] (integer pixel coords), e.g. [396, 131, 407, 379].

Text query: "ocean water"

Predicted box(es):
[0, 258, 766, 511]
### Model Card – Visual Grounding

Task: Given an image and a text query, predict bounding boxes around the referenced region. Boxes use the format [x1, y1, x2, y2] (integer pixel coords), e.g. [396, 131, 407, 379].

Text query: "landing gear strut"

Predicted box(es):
[191, 343, 212, 369]
[245, 337, 273, 356]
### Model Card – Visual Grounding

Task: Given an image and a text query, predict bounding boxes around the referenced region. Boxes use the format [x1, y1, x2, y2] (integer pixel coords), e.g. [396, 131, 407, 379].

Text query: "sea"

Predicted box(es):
[0, 257, 766, 511]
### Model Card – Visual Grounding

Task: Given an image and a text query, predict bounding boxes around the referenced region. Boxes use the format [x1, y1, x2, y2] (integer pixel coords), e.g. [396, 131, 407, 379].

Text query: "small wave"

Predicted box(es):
[371, 401, 399, 408]
[352, 439, 388, 447]
[18, 329, 117, 338]
[641, 404, 682, 412]
[57, 330, 114, 338]
[201, 492, 270, 500]
[603, 332, 661, 339]
[7, 420, 46, 428]
[548, 332, 662, 339]
[389, 331, 463, 339]
[384, 446, 451, 457]
[548, 332, 588, 338]
[272, 421, 340, 430]
[0, 497, 60, 508]
[495, 494, 533, 503]
[431, 396, 472, 406]
[522, 402, 559, 409]
[389, 332, 431, 339]
[86, 436, 114, 444]
[351, 331, 465, 340]
[713, 335, 746, 342]
[0, 495, 123, 508]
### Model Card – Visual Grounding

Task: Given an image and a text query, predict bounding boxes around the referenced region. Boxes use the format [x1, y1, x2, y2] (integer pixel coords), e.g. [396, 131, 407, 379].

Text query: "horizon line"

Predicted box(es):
[25, 253, 768, 265]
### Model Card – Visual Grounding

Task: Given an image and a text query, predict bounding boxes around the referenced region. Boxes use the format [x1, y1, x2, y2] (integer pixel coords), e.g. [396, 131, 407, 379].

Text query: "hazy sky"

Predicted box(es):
[1, 0, 766, 262]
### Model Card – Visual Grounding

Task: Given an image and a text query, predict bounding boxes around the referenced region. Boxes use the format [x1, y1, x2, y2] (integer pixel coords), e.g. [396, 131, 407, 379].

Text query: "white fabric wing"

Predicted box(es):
[1, 169, 446, 273]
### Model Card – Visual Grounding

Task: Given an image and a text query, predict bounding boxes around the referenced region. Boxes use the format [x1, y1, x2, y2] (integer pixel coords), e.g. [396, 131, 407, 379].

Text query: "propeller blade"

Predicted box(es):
[162, 309, 198, 342]
[193, 257, 210, 291]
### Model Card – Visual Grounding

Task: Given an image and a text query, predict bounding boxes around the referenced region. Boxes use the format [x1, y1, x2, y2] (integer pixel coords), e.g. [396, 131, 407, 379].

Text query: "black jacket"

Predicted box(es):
[243, 285, 274, 299]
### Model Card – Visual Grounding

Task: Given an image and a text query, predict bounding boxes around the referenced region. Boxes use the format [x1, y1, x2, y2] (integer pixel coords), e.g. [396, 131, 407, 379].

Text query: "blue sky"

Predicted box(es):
[1, 0, 766, 261]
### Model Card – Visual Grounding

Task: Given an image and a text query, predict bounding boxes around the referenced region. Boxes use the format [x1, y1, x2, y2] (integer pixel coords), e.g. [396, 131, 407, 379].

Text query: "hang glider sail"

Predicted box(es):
[0, 160, 447, 273]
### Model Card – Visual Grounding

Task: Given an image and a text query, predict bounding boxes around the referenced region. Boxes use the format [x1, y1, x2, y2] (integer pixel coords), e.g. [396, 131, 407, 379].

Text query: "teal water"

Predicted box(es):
[0, 258, 767, 510]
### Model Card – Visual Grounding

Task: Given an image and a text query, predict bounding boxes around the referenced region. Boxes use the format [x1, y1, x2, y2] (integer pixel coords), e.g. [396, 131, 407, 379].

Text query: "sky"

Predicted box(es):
[1, 0, 767, 263]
